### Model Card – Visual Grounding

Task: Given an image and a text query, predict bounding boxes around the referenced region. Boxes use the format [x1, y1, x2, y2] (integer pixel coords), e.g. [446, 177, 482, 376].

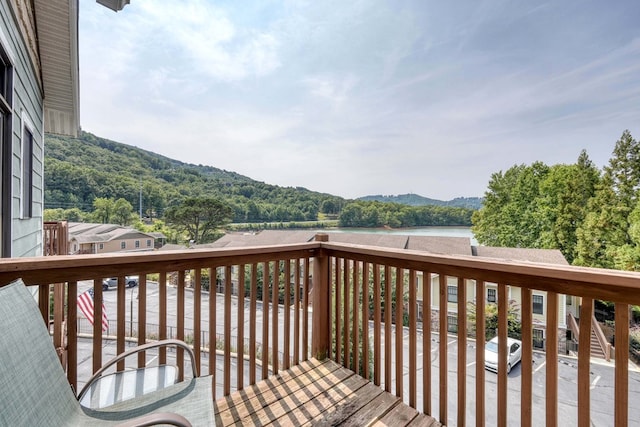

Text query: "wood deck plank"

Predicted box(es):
[214, 358, 440, 427]
[265, 372, 369, 426]
[406, 412, 444, 427]
[300, 380, 383, 426]
[215, 360, 343, 426]
[338, 388, 401, 427]
[372, 398, 419, 427]
[215, 358, 329, 414]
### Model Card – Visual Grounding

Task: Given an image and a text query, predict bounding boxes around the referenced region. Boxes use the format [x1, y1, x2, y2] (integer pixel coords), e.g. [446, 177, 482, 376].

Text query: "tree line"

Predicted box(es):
[471, 130, 640, 270]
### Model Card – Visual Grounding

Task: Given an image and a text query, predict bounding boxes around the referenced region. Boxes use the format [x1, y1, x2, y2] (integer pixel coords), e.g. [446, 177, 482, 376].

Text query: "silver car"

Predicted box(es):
[484, 336, 522, 374]
[102, 276, 139, 290]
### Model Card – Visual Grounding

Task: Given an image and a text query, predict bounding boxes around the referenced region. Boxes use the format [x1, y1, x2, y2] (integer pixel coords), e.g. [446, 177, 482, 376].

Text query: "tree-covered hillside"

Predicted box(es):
[45, 131, 345, 223]
[358, 193, 483, 209]
[45, 131, 478, 228]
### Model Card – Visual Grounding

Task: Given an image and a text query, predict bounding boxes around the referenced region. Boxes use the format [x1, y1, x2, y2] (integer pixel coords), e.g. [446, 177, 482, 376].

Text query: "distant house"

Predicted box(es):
[208, 230, 571, 353]
[68, 223, 162, 254]
[0, 1, 79, 257]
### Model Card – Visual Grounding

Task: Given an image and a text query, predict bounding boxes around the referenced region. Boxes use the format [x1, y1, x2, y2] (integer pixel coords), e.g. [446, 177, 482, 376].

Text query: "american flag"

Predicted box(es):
[77, 290, 109, 332]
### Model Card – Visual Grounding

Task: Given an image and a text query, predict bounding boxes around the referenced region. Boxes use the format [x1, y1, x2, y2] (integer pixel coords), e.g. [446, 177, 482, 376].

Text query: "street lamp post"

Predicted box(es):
[130, 287, 137, 338]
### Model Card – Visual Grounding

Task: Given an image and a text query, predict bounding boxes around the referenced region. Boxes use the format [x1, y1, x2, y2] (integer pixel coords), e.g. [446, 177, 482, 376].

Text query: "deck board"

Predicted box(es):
[214, 358, 441, 427]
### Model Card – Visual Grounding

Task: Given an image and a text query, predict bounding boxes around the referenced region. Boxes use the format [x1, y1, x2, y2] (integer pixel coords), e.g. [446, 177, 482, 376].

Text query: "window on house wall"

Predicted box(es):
[135, 240, 140, 248]
[146, 239, 151, 247]
[21, 127, 33, 218]
[0, 43, 12, 257]
[447, 285, 457, 303]
[487, 288, 496, 303]
[533, 295, 544, 314]
[121, 242, 126, 249]
[533, 329, 544, 349]
[99, 243, 103, 250]
[447, 315, 458, 333]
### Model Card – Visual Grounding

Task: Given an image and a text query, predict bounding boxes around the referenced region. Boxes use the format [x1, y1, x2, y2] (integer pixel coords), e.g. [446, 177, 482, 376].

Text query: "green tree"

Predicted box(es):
[113, 198, 134, 225]
[164, 197, 233, 244]
[536, 151, 600, 263]
[472, 163, 550, 248]
[575, 131, 640, 268]
[467, 299, 522, 341]
[92, 197, 114, 223]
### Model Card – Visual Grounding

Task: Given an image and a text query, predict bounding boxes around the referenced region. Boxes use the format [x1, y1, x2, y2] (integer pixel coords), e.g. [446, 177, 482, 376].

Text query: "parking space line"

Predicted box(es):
[146, 356, 157, 366]
[590, 375, 601, 390]
[534, 360, 546, 373]
[467, 361, 476, 367]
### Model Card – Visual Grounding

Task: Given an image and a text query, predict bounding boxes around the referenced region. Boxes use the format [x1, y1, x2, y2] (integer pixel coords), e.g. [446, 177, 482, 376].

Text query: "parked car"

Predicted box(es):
[484, 336, 522, 374]
[102, 276, 139, 291]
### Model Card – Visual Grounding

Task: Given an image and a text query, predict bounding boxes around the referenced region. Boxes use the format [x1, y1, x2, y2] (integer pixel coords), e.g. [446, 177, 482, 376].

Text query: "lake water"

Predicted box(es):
[321, 226, 477, 245]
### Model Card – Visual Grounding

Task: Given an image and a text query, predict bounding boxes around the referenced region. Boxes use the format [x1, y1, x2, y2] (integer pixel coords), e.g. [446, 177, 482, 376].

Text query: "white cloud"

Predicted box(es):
[79, 0, 640, 200]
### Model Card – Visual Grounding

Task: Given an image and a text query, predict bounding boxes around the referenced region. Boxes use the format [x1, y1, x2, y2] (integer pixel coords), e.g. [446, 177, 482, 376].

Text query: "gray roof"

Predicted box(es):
[203, 230, 567, 265]
[407, 236, 472, 256]
[473, 246, 569, 265]
[201, 230, 317, 249]
[68, 222, 156, 244]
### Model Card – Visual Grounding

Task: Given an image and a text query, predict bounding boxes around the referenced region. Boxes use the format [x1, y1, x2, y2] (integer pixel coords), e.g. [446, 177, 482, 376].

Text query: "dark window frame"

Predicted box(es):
[533, 329, 544, 349]
[447, 315, 458, 333]
[533, 294, 544, 315]
[21, 126, 33, 218]
[0, 43, 12, 257]
[487, 288, 496, 303]
[447, 285, 457, 303]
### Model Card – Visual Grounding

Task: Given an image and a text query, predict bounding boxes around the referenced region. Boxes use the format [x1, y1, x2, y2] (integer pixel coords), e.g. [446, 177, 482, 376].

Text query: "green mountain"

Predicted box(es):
[44, 131, 481, 226]
[44, 131, 346, 222]
[357, 193, 483, 210]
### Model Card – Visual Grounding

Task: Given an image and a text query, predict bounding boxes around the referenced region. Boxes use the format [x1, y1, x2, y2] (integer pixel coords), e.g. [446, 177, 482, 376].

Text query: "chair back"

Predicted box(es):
[0, 280, 81, 425]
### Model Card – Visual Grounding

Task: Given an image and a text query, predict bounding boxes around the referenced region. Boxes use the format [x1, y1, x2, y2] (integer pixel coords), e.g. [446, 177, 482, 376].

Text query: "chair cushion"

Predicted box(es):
[0, 280, 83, 426]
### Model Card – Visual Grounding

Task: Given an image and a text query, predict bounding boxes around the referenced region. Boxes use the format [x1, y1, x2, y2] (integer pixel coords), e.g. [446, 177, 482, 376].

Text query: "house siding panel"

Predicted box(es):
[1, 1, 44, 257]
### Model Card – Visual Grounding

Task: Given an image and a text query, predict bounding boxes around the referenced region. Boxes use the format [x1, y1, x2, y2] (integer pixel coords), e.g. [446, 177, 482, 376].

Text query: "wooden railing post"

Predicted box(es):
[312, 233, 330, 360]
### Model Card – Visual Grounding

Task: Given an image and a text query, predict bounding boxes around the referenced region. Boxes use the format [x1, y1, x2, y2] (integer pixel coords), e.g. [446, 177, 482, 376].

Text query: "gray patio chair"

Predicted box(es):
[0, 279, 214, 426]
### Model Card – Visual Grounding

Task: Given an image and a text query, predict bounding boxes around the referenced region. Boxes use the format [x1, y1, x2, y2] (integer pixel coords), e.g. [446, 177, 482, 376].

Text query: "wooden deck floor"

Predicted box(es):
[214, 358, 442, 426]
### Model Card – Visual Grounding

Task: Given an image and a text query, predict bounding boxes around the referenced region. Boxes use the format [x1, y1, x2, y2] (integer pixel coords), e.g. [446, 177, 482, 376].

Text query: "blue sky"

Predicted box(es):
[79, 0, 640, 200]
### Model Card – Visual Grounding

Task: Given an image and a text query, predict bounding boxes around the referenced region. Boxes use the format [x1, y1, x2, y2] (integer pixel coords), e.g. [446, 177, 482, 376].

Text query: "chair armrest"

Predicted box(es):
[115, 411, 192, 427]
[77, 339, 198, 402]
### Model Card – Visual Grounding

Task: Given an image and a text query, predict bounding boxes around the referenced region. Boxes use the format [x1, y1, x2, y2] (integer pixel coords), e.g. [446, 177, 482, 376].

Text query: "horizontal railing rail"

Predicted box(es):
[1, 235, 639, 426]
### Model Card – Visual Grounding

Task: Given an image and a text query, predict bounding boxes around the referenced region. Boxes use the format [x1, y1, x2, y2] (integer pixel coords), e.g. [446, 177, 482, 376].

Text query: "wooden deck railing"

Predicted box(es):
[1, 234, 640, 426]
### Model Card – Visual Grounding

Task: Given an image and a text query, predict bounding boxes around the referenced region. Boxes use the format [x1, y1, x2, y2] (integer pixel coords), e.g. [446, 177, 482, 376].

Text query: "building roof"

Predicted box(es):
[202, 230, 568, 265]
[473, 246, 569, 265]
[68, 222, 156, 244]
[407, 236, 472, 256]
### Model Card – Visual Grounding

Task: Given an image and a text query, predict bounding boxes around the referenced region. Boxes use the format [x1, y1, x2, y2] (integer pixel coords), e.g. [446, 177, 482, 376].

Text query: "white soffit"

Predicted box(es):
[34, 0, 79, 137]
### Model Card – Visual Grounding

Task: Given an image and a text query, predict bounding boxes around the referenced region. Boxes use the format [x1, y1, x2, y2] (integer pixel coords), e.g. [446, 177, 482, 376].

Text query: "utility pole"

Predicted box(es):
[139, 178, 143, 220]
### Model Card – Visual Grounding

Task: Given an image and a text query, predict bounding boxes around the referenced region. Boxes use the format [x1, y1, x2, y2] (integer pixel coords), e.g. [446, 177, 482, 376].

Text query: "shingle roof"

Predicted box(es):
[473, 246, 569, 265]
[68, 222, 156, 244]
[407, 236, 472, 256]
[203, 230, 567, 265]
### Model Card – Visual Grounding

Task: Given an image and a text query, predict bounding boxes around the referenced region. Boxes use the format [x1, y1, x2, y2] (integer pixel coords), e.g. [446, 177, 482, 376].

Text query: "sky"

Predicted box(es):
[79, 0, 640, 200]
